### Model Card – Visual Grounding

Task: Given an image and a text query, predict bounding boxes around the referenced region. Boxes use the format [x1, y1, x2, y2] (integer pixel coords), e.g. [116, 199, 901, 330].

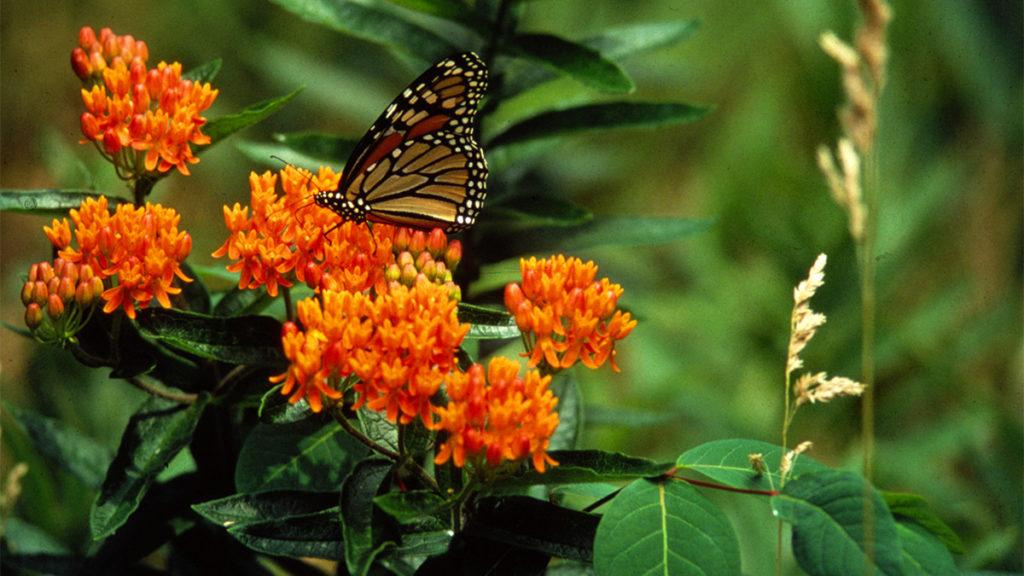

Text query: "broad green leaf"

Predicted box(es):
[593, 478, 741, 576]
[384, 0, 488, 30]
[480, 216, 712, 263]
[585, 20, 700, 60]
[201, 87, 303, 148]
[379, 528, 452, 574]
[549, 371, 582, 451]
[493, 449, 668, 489]
[505, 34, 634, 94]
[357, 409, 398, 453]
[341, 458, 395, 575]
[182, 58, 223, 83]
[227, 507, 342, 559]
[235, 417, 369, 493]
[90, 394, 211, 539]
[771, 470, 903, 576]
[258, 390, 314, 424]
[677, 438, 827, 492]
[458, 303, 519, 340]
[882, 491, 964, 554]
[0, 189, 128, 215]
[487, 102, 710, 149]
[136, 308, 284, 366]
[271, 0, 456, 62]
[4, 402, 112, 490]
[374, 490, 449, 525]
[274, 131, 359, 165]
[193, 490, 337, 526]
[897, 522, 960, 576]
[211, 287, 274, 317]
[469, 496, 598, 561]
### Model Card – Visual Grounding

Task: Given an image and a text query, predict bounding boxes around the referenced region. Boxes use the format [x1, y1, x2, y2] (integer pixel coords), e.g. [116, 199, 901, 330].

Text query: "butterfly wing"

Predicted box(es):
[333, 52, 488, 232]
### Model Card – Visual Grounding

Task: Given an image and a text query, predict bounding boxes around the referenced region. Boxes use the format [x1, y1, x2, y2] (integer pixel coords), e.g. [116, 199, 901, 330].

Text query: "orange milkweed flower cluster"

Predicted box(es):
[504, 255, 637, 372]
[271, 278, 469, 421]
[44, 196, 192, 320]
[73, 26, 218, 178]
[213, 166, 398, 297]
[21, 258, 105, 344]
[433, 357, 560, 473]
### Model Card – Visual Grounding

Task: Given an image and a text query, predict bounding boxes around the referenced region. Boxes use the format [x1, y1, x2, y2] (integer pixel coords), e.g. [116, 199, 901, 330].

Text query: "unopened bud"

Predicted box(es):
[102, 129, 122, 154]
[400, 263, 418, 286]
[25, 303, 43, 330]
[47, 293, 65, 320]
[393, 227, 411, 253]
[427, 228, 447, 257]
[444, 241, 462, 269]
[408, 230, 426, 254]
[21, 281, 34, 306]
[32, 281, 49, 305]
[58, 277, 76, 302]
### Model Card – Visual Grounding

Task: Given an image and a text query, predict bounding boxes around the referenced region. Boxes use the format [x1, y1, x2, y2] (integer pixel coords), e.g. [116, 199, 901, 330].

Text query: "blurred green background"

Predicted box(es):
[2, 0, 1020, 573]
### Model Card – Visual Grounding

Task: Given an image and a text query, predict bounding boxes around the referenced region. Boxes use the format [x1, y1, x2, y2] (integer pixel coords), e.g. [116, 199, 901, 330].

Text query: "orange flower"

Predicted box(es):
[73, 26, 217, 178]
[212, 166, 397, 297]
[20, 258, 105, 344]
[504, 255, 636, 372]
[433, 357, 560, 473]
[46, 196, 192, 320]
[270, 277, 469, 422]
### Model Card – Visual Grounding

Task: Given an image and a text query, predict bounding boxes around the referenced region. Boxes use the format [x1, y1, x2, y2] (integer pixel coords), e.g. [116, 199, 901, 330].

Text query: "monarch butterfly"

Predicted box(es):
[314, 52, 488, 232]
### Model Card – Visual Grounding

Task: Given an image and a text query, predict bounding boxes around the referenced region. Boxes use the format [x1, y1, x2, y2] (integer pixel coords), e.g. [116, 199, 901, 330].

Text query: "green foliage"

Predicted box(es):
[2, 0, 1015, 574]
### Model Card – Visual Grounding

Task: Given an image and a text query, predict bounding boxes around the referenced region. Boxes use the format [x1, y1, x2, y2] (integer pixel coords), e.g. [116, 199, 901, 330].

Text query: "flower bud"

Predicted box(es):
[79, 26, 97, 49]
[47, 293, 65, 320]
[420, 260, 437, 281]
[408, 230, 426, 254]
[447, 282, 462, 302]
[102, 129, 122, 154]
[427, 228, 447, 258]
[504, 283, 525, 314]
[71, 47, 91, 79]
[21, 281, 34, 306]
[396, 251, 414, 269]
[48, 277, 60, 297]
[76, 281, 94, 308]
[415, 250, 433, 271]
[32, 281, 49, 305]
[444, 241, 462, 269]
[79, 264, 95, 283]
[400, 263, 418, 286]
[80, 112, 100, 139]
[393, 227, 411, 253]
[25, 303, 43, 330]
[385, 263, 401, 283]
[90, 276, 105, 300]
[58, 277, 76, 302]
[39, 262, 55, 283]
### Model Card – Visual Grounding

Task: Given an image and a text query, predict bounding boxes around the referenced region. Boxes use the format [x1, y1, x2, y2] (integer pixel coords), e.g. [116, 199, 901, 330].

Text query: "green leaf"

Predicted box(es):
[549, 371, 582, 451]
[488, 102, 710, 149]
[771, 470, 903, 576]
[882, 491, 964, 554]
[469, 496, 598, 561]
[3, 517, 72, 555]
[271, 0, 456, 62]
[178, 261, 211, 315]
[341, 457, 395, 575]
[236, 417, 368, 493]
[193, 490, 338, 526]
[0, 189, 128, 215]
[386, 0, 487, 30]
[201, 87, 303, 148]
[593, 478, 741, 575]
[275, 131, 359, 165]
[182, 58, 223, 83]
[90, 394, 211, 540]
[676, 438, 827, 492]
[505, 34, 634, 94]
[493, 449, 668, 489]
[457, 303, 519, 340]
[227, 507, 342, 559]
[896, 522, 960, 576]
[374, 490, 449, 525]
[486, 195, 593, 228]
[3, 402, 112, 490]
[211, 287, 274, 317]
[357, 409, 398, 453]
[136, 308, 284, 366]
[585, 20, 700, 60]
[480, 216, 712, 263]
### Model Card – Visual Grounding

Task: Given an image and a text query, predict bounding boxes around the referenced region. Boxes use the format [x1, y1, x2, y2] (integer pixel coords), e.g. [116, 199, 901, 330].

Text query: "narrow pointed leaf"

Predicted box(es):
[341, 458, 395, 575]
[586, 20, 700, 60]
[458, 303, 519, 340]
[677, 438, 827, 491]
[227, 507, 342, 559]
[486, 195, 593, 227]
[882, 491, 964, 554]
[183, 58, 223, 83]
[548, 371, 582, 451]
[470, 496, 598, 561]
[193, 490, 338, 527]
[386, 0, 488, 30]
[0, 189, 128, 215]
[211, 287, 274, 317]
[201, 87, 303, 148]
[594, 478, 741, 575]
[274, 131, 359, 164]
[488, 102, 709, 148]
[771, 470, 903, 576]
[4, 402, 112, 490]
[505, 34, 634, 94]
[235, 418, 369, 493]
[271, 0, 456, 62]
[374, 490, 449, 525]
[136, 308, 284, 366]
[90, 394, 211, 540]
[178, 261, 211, 314]
[493, 449, 668, 489]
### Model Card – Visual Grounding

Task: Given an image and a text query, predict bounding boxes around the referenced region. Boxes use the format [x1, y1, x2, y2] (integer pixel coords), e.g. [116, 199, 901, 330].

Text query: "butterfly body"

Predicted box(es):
[315, 53, 488, 232]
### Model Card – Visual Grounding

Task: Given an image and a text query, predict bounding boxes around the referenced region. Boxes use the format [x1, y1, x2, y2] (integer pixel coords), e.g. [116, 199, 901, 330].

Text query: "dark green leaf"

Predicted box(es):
[457, 303, 519, 340]
[677, 438, 827, 491]
[386, 0, 488, 30]
[882, 491, 964, 554]
[271, 0, 456, 62]
[896, 522, 960, 576]
[275, 131, 359, 165]
[0, 189, 128, 215]
[90, 394, 211, 540]
[585, 20, 700, 60]
[357, 409, 398, 453]
[3, 402, 112, 490]
[341, 457, 395, 575]
[1, 551, 81, 575]
[480, 216, 712, 263]
[486, 195, 593, 228]
[493, 449, 668, 489]
[505, 34, 634, 94]
[3, 517, 72, 555]
[374, 490, 449, 525]
[178, 261, 211, 315]
[201, 87, 303, 148]
[227, 507, 342, 559]
[771, 470, 903, 576]
[211, 287, 274, 317]
[594, 478, 741, 575]
[136, 308, 284, 366]
[193, 490, 338, 526]
[488, 102, 710, 148]
[235, 417, 369, 493]
[182, 58, 223, 83]
[549, 372, 581, 451]
[258, 390, 313, 424]
[470, 496, 598, 561]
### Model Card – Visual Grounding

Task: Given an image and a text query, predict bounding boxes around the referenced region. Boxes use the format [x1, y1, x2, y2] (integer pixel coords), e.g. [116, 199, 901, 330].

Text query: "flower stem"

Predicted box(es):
[332, 406, 401, 461]
[129, 376, 198, 404]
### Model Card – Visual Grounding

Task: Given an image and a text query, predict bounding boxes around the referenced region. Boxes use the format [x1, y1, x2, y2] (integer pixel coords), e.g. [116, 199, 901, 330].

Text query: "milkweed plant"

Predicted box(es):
[1, 3, 964, 575]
